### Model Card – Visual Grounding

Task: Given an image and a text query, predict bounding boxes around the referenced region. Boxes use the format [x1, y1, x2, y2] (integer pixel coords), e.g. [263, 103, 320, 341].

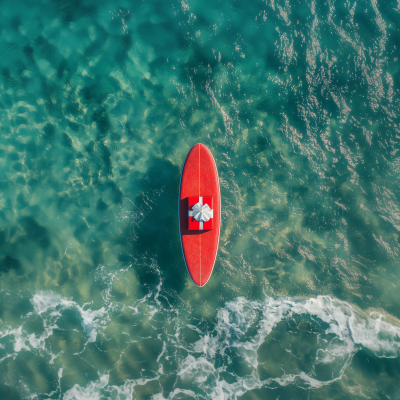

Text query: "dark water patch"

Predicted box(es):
[23, 45, 35, 65]
[61, 133, 73, 148]
[7, 152, 20, 161]
[33, 35, 46, 46]
[80, 161, 91, 185]
[34, 37, 61, 67]
[57, 58, 69, 79]
[82, 83, 103, 104]
[123, 121, 136, 138]
[138, 20, 179, 53]
[57, 308, 85, 331]
[245, 187, 257, 207]
[18, 216, 51, 250]
[62, 149, 76, 166]
[146, 107, 169, 128]
[116, 253, 131, 264]
[85, 140, 94, 154]
[287, 184, 309, 202]
[93, 107, 110, 135]
[54, 0, 84, 24]
[57, 268, 70, 287]
[114, 32, 133, 66]
[126, 157, 184, 293]
[9, 15, 21, 31]
[345, 218, 387, 264]
[15, 175, 26, 185]
[255, 134, 270, 154]
[0, 256, 23, 275]
[17, 193, 29, 209]
[256, 96, 278, 116]
[182, 49, 218, 85]
[27, 177, 39, 189]
[95, 141, 112, 176]
[12, 162, 25, 172]
[119, 165, 129, 177]
[42, 123, 55, 141]
[11, 297, 34, 317]
[25, 140, 37, 157]
[1, 92, 13, 108]
[19, 68, 31, 89]
[22, 315, 44, 338]
[13, 115, 29, 127]
[109, 131, 121, 142]
[141, 78, 164, 93]
[148, 56, 169, 76]
[96, 199, 108, 212]
[0, 230, 6, 248]
[68, 121, 79, 132]
[65, 100, 79, 116]
[40, 78, 61, 117]
[0, 384, 21, 400]
[0, 211, 7, 222]
[88, 234, 103, 265]
[1, 67, 17, 89]
[83, 36, 107, 59]
[239, 384, 336, 400]
[11, 352, 58, 395]
[349, 349, 400, 396]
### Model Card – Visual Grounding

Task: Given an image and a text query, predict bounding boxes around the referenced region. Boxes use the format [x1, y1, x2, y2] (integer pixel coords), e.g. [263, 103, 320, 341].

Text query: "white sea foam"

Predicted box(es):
[63, 374, 161, 400]
[176, 295, 400, 399]
[64, 374, 109, 400]
[31, 292, 74, 314]
[0, 292, 109, 365]
[31, 292, 108, 343]
[3, 289, 400, 400]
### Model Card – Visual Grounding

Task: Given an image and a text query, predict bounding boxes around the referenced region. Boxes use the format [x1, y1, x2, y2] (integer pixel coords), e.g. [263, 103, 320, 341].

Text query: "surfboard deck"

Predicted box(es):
[179, 144, 221, 287]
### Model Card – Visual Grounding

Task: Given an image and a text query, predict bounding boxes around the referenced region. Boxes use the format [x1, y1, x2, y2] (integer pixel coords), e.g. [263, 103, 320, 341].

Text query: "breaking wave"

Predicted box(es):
[173, 295, 400, 399]
[4, 288, 398, 399]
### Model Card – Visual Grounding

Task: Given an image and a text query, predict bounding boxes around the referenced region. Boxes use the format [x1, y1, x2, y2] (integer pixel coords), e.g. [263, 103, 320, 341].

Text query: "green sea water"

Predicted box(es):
[1, 0, 400, 398]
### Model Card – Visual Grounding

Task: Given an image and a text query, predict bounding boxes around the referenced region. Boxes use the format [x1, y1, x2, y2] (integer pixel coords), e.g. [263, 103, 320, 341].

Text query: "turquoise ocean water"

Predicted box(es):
[1, 0, 400, 398]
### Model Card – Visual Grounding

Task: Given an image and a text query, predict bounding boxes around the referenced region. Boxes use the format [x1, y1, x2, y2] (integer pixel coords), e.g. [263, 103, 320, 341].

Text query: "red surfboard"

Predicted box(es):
[179, 144, 221, 287]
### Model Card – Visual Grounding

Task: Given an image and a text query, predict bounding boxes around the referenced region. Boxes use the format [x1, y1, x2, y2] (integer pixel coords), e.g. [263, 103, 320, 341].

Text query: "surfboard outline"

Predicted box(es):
[178, 143, 221, 287]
